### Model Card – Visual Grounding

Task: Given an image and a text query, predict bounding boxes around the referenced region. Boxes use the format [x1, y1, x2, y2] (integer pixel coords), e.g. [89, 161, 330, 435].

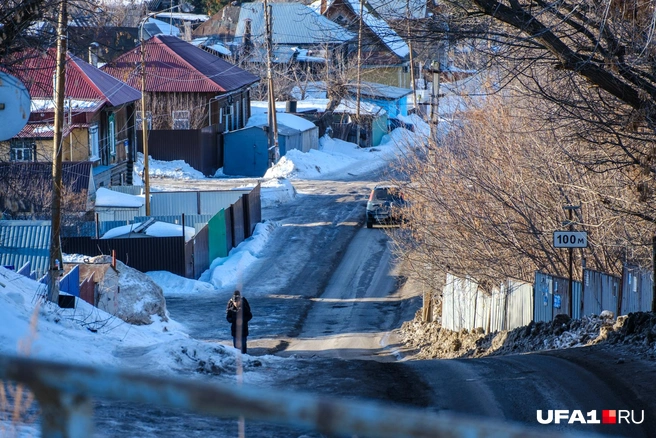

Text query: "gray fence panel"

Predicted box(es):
[474, 289, 490, 332]
[441, 273, 456, 331]
[489, 287, 505, 332]
[441, 273, 479, 332]
[150, 192, 199, 216]
[199, 190, 247, 214]
[243, 184, 262, 238]
[225, 206, 234, 257]
[534, 272, 553, 323]
[96, 207, 145, 222]
[231, 197, 245, 248]
[572, 281, 581, 320]
[582, 269, 620, 317]
[108, 186, 144, 196]
[505, 279, 534, 330]
[534, 272, 581, 322]
[193, 224, 210, 279]
[621, 265, 653, 314]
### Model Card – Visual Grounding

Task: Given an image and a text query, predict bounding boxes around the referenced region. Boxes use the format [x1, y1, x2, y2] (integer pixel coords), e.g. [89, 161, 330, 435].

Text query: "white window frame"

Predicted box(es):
[108, 114, 116, 156]
[10, 139, 36, 162]
[89, 123, 100, 161]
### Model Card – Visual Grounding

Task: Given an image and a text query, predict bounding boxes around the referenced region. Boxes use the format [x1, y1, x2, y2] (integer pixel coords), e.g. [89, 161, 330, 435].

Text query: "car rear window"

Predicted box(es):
[374, 188, 403, 202]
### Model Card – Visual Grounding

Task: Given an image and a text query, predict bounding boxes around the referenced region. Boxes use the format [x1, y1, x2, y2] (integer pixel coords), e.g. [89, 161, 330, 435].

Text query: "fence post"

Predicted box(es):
[37, 389, 94, 438]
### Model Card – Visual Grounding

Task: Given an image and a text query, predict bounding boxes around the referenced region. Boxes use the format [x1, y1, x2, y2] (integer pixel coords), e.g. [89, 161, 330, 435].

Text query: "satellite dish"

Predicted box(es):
[0, 72, 31, 141]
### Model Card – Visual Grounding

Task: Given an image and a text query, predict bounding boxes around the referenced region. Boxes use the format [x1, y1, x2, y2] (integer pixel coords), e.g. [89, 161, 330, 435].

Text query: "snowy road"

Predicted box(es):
[92, 172, 655, 437]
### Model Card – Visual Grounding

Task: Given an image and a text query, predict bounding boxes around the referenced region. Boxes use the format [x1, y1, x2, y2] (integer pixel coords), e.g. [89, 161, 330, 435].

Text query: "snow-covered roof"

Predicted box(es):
[290, 81, 411, 101]
[143, 18, 180, 37]
[94, 187, 144, 208]
[30, 98, 104, 113]
[310, 0, 409, 58]
[102, 221, 195, 242]
[346, 0, 409, 59]
[191, 37, 232, 56]
[152, 12, 209, 22]
[246, 111, 318, 132]
[251, 98, 384, 116]
[235, 2, 354, 45]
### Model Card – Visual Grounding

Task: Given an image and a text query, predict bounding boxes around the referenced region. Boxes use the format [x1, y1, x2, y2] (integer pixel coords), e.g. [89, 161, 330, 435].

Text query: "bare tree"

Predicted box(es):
[392, 85, 654, 300]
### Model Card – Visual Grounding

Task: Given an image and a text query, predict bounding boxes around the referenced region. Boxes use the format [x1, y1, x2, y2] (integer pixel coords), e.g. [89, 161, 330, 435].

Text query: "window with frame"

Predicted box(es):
[109, 113, 116, 156]
[9, 139, 36, 162]
[89, 123, 100, 160]
[135, 111, 152, 130]
[172, 110, 190, 130]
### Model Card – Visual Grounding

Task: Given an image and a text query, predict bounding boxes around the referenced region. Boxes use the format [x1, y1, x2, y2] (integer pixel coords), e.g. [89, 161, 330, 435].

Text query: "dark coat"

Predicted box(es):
[226, 296, 252, 337]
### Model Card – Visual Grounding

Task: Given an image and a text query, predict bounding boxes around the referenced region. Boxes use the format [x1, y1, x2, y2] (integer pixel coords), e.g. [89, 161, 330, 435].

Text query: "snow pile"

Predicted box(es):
[0, 264, 273, 376]
[96, 256, 168, 325]
[94, 187, 144, 207]
[101, 221, 196, 242]
[260, 178, 297, 207]
[400, 310, 656, 359]
[134, 153, 205, 180]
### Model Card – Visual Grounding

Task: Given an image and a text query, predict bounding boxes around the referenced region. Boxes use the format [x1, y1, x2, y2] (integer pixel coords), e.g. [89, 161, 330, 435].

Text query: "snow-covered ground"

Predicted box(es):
[0, 116, 427, 372]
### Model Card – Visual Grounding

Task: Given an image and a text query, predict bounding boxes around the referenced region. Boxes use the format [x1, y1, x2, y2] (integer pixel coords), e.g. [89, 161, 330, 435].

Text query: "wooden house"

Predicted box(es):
[1, 49, 142, 188]
[101, 35, 260, 176]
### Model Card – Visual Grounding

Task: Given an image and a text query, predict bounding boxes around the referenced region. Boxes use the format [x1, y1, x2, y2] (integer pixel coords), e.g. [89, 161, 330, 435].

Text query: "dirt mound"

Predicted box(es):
[399, 310, 656, 359]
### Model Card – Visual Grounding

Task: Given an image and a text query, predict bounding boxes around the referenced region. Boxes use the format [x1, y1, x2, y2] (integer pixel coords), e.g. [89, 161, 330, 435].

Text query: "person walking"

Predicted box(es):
[226, 290, 252, 354]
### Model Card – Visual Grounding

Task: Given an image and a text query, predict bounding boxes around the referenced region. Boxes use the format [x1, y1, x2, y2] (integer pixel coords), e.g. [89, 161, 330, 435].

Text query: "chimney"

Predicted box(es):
[88, 42, 100, 67]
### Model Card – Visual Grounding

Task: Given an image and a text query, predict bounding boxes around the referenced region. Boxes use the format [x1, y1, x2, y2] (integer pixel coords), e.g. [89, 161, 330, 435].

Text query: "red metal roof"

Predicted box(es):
[16, 122, 90, 139]
[101, 35, 259, 93]
[8, 49, 141, 107]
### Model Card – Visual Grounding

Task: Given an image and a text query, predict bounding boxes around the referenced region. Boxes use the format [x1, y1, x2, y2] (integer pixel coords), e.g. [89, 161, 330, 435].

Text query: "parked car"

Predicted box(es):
[366, 185, 406, 228]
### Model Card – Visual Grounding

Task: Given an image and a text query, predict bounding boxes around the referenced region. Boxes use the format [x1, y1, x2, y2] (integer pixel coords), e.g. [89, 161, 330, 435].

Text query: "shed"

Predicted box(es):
[223, 112, 319, 177]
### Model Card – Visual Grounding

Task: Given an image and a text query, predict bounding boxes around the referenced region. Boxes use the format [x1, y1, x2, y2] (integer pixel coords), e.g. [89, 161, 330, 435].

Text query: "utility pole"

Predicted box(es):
[406, 0, 416, 112]
[263, 0, 278, 163]
[430, 60, 440, 142]
[652, 236, 656, 312]
[563, 204, 580, 317]
[49, 0, 67, 303]
[355, 0, 364, 147]
[140, 26, 151, 215]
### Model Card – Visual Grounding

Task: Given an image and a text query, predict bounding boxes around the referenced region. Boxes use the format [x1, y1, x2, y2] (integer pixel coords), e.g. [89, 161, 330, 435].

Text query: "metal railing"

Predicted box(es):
[0, 354, 601, 438]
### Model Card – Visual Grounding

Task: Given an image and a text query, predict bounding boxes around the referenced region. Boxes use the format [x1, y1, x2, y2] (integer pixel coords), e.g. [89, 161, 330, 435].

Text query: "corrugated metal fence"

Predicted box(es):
[445, 267, 653, 332]
[621, 265, 653, 314]
[442, 274, 533, 333]
[1, 184, 262, 280]
[582, 269, 621, 317]
[0, 220, 51, 278]
[137, 125, 221, 176]
[533, 272, 581, 322]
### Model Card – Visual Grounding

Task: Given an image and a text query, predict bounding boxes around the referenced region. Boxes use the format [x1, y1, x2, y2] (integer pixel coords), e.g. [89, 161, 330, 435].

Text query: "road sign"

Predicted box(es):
[553, 231, 588, 248]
